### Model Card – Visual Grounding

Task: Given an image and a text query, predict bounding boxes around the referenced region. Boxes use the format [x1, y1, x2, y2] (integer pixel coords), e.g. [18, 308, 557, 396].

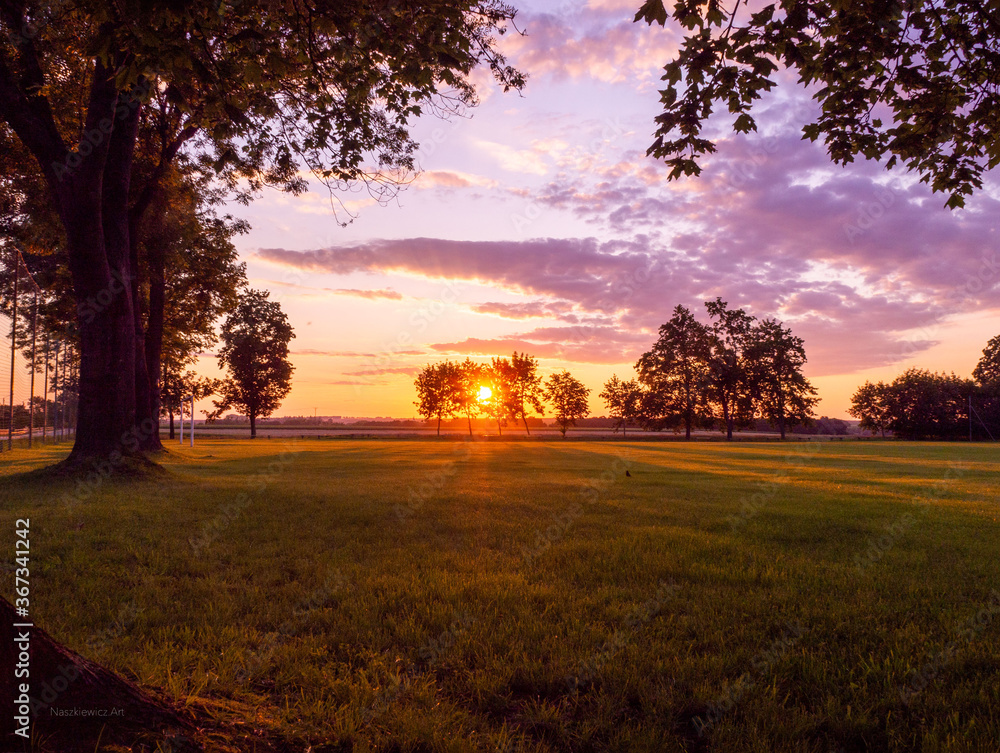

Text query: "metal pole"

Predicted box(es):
[57, 340, 63, 440]
[28, 291, 37, 448]
[8, 248, 19, 451]
[52, 340, 59, 441]
[42, 334, 48, 443]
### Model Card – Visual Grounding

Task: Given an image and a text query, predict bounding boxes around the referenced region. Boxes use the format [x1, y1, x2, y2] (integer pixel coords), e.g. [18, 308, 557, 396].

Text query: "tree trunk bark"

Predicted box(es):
[62, 192, 139, 465]
[133, 176, 169, 454]
[169, 410, 175, 440]
[250, 411, 257, 439]
[523, 414, 531, 435]
[722, 396, 733, 440]
[2, 597, 196, 751]
[57, 76, 146, 468]
[104, 91, 160, 456]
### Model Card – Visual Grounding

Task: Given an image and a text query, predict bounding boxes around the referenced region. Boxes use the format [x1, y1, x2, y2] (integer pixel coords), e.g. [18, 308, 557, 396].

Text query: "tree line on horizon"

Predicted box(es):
[415, 299, 820, 439]
[849, 335, 1000, 440]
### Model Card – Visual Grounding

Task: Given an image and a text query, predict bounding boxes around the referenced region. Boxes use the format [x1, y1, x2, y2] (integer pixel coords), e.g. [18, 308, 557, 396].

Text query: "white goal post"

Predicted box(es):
[179, 395, 194, 447]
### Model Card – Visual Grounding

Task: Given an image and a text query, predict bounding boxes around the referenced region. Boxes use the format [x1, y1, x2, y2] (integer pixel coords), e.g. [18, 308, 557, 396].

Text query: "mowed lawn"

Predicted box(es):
[2, 439, 999, 752]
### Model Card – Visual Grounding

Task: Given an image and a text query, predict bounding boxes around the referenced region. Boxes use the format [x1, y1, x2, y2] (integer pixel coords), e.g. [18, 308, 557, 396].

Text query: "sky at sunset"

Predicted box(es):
[197, 0, 1000, 421]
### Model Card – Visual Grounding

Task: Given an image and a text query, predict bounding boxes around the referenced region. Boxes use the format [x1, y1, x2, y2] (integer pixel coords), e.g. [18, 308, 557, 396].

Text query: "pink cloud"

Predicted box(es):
[344, 366, 422, 377]
[503, 14, 680, 85]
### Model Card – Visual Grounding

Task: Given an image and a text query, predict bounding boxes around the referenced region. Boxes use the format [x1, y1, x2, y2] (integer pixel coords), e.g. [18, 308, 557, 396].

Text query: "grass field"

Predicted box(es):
[2, 438, 999, 752]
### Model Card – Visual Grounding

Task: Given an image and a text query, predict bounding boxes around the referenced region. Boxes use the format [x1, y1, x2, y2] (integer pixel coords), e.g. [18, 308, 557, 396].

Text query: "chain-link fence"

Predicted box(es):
[0, 244, 76, 452]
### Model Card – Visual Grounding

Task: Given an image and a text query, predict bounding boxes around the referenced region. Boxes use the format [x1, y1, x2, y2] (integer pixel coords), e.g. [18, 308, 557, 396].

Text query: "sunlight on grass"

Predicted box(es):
[2, 439, 998, 751]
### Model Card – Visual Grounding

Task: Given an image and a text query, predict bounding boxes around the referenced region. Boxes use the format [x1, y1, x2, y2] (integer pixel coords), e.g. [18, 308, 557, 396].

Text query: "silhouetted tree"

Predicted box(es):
[705, 298, 756, 440]
[505, 352, 545, 435]
[600, 374, 644, 438]
[210, 290, 294, 439]
[486, 357, 514, 436]
[973, 335, 1000, 389]
[161, 370, 218, 440]
[849, 381, 893, 438]
[455, 358, 486, 436]
[636, 305, 712, 439]
[745, 319, 819, 439]
[885, 369, 971, 440]
[414, 360, 463, 436]
[972, 335, 1000, 438]
[544, 370, 590, 437]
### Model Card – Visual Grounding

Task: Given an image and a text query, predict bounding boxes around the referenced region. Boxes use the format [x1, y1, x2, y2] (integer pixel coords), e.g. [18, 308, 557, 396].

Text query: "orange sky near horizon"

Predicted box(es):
[189, 1, 1000, 422]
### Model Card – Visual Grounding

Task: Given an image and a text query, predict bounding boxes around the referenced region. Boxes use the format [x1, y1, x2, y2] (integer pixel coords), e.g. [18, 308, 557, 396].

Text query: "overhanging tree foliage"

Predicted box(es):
[636, 0, 1000, 207]
[0, 0, 524, 466]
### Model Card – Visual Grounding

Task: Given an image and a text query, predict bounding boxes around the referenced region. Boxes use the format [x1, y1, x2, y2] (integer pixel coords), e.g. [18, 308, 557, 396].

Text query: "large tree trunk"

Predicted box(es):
[61, 187, 140, 465]
[250, 411, 257, 439]
[1, 597, 197, 751]
[46, 72, 147, 468]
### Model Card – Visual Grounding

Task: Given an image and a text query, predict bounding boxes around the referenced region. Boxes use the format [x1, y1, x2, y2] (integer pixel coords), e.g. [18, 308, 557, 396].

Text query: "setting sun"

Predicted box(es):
[478, 385, 493, 401]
